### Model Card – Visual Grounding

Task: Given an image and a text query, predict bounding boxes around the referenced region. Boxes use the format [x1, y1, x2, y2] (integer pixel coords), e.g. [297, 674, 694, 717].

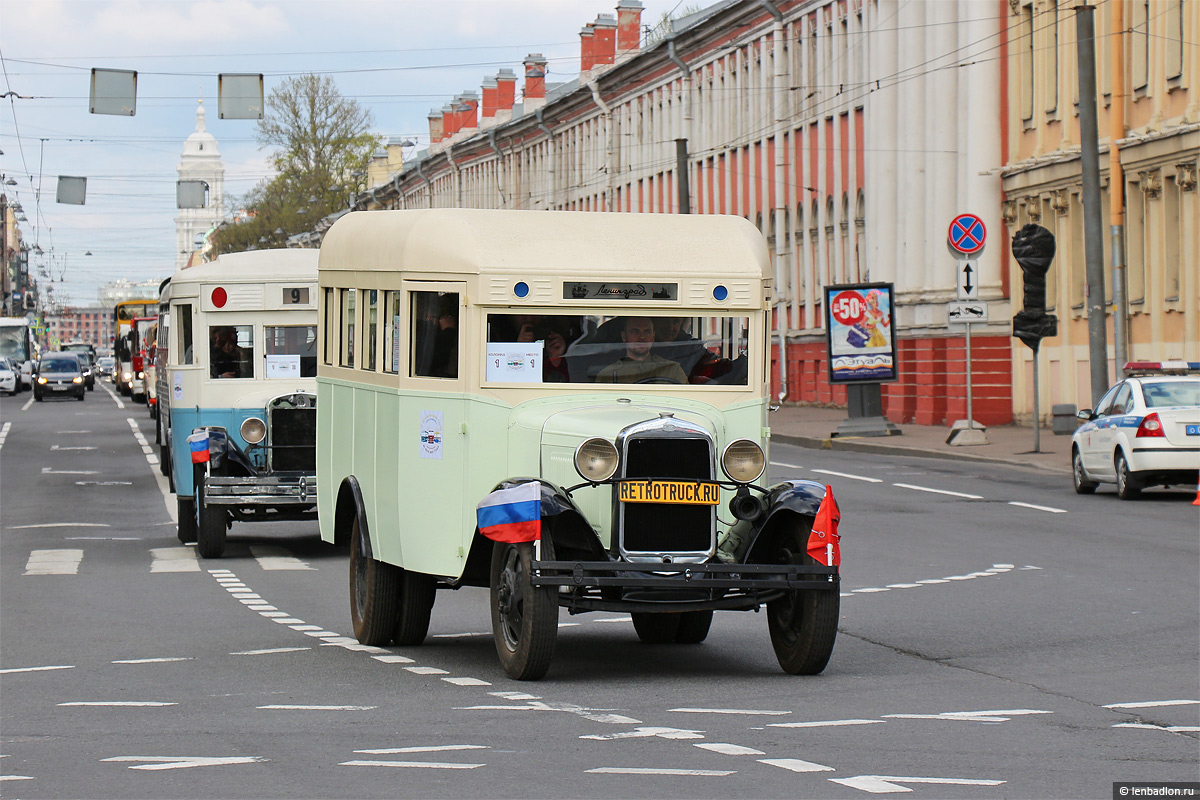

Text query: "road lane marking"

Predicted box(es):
[356, 745, 489, 754]
[831, 775, 1005, 793]
[231, 647, 311, 656]
[770, 461, 804, 470]
[0, 665, 75, 674]
[581, 727, 704, 741]
[112, 658, 192, 664]
[443, 677, 492, 686]
[1113, 723, 1200, 733]
[12, 522, 108, 528]
[50, 444, 96, 451]
[759, 758, 835, 773]
[372, 655, 416, 664]
[769, 719, 884, 728]
[669, 708, 791, 716]
[892, 483, 982, 499]
[39, 467, 99, 475]
[249, 545, 316, 571]
[59, 701, 177, 707]
[0, 421, 11, 450]
[405, 666, 450, 675]
[586, 767, 735, 776]
[150, 547, 200, 572]
[102, 756, 262, 771]
[0, 775, 35, 781]
[1008, 501, 1067, 513]
[23, 549, 84, 575]
[258, 705, 376, 711]
[695, 743, 765, 755]
[1104, 700, 1199, 709]
[21, 394, 34, 411]
[883, 709, 1051, 723]
[341, 760, 484, 769]
[812, 469, 882, 483]
[99, 382, 125, 409]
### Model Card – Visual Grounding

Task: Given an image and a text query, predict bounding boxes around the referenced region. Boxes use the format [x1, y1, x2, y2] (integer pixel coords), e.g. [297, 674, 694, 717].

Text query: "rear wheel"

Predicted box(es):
[631, 613, 680, 643]
[393, 571, 437, 646]
[177, 495, 197, 544]
[490, 537, 558, 680]
[194, 475, 228, 558]
[349, 512, 399, 645]
[674, 610, 714, 643]
[766, 520, 839, 675]
[1115, 451, 1141, 500]
[1072, 449, 1098, 494]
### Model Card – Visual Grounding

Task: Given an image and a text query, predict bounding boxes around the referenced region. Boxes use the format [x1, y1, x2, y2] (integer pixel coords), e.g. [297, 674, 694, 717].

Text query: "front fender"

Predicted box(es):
[192, 426, 255, 476]
[725, 479, 827, 564]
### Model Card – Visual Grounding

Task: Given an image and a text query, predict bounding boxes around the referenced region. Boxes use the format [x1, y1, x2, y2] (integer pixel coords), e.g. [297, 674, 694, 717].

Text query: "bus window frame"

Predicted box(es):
[407, 282, 463, 382]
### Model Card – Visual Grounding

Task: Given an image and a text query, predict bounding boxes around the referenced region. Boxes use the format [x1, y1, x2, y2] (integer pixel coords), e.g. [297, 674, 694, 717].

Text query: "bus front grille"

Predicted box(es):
[268, 394, 316, 472]
[619, 436, 713, 555]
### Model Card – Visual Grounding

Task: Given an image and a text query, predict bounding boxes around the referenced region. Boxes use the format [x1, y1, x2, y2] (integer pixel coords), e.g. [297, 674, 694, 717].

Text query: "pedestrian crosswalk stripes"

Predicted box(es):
[21, 546, 317, 575]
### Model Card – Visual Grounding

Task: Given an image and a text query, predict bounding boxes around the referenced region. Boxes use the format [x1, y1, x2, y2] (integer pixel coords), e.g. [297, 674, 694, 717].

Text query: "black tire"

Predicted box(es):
[195, 475, 228, 559]
[1115, 451, 1141, 500]
[77, 392, 85, 401]
[1072, 448, 1098, 494]
[766, 520, 839, 675]
[490, 537, 558, 680]
[349, 512, 399, 645]
[34, 392, 42, 402]
[177, 495, 197, 544]
[393, 571, 437, 646]
[631, 613, 680, 643]
[674, 610, 714, 644]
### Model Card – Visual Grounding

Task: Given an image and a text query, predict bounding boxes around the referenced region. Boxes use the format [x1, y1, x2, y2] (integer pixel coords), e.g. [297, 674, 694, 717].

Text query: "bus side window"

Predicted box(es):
[411, 291, 457, 379]
[340, 289, 356, 368]
[384, 290, 401, 374]
[322, 287, 335, 366]
[178, 304, 193, 365]
[362, 290, 378, 371]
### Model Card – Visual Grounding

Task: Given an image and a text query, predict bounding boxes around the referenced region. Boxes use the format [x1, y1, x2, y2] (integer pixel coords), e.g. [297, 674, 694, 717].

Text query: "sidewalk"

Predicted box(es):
[768, 405, 1073, 474]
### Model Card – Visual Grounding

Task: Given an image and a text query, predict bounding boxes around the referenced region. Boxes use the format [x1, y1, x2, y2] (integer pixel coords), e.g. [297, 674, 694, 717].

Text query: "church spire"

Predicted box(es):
[195, 98, 207, 134]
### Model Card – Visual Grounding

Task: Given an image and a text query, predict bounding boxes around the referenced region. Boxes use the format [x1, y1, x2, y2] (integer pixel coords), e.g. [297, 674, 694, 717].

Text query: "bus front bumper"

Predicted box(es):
[202, 474, 317, 505]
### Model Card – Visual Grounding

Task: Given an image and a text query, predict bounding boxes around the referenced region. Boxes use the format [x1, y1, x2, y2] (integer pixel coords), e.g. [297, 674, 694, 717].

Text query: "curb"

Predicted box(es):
[770, 432, 1071, 474]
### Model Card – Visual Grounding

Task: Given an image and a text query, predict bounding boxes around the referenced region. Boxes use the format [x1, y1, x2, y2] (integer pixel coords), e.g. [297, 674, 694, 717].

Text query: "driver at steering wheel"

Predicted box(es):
[594, 316, 688, 384]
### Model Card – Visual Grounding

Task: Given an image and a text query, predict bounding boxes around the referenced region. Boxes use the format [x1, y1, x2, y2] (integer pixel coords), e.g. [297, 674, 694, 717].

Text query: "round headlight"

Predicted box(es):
[574, 437, 619, 482]
[240, 417, 267, 445]
[721, 439, 765, 483]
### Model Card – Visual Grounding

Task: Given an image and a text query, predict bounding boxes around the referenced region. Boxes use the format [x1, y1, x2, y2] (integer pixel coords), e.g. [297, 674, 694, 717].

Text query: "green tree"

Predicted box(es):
[210, 74, 381, 256]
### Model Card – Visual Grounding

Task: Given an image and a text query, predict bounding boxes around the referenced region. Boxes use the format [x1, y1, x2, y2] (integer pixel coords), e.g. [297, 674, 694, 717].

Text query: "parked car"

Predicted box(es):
[1072, 361, 1200, 499]
[34, 354, 87, 401]
[0, 356, 16, 395]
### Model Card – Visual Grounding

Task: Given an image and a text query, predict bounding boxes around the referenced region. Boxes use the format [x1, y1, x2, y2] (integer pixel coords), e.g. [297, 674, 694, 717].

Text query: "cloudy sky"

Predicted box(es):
[0, 0, 684, 307]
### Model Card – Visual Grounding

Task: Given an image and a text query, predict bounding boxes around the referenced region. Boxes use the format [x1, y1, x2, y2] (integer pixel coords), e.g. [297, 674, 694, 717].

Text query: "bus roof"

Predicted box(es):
[317, 209, 770, 280]
[170, 248, 319, 288]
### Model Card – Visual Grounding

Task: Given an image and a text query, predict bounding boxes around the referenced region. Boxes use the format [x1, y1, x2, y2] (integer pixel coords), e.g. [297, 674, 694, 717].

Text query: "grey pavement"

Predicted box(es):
[768, 404, 1072, 474]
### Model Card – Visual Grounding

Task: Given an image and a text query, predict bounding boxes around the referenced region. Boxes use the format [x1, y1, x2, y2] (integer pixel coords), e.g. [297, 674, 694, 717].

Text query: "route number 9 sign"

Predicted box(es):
[823, 282, 899, 384]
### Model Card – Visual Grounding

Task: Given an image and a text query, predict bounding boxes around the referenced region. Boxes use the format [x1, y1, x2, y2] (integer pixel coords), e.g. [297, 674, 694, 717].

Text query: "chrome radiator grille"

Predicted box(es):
[619, 434, 714, 555]
[268, 394, 316, 472]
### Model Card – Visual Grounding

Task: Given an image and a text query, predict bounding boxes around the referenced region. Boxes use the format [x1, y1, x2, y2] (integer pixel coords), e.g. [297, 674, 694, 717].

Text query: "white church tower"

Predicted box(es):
[174, 100, 226, 269]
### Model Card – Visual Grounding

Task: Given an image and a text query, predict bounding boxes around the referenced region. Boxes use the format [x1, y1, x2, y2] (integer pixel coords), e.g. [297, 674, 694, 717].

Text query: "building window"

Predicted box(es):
[1043, 0, 1058, 115]
[1131, 0, 1149, 92]
[1020, 3, 1034, 122]
[1165, 0, 1183, 81]
[1164, 175, 1181, 301]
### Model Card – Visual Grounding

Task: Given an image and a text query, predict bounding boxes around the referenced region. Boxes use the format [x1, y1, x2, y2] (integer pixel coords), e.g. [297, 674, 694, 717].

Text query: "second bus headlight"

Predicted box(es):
[721, 439, 765, 483]
[240, 417, 267, 445]
[574, 438, 619, 482]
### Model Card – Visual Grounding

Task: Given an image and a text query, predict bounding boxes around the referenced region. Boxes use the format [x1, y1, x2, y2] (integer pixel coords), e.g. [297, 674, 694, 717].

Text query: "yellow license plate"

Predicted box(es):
[618, 480, 720, 505]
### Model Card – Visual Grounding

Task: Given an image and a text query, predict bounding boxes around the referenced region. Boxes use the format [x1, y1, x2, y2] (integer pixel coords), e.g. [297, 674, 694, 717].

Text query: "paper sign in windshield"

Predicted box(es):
[486, 342, 542, 383]
[265, 355, 301, 378]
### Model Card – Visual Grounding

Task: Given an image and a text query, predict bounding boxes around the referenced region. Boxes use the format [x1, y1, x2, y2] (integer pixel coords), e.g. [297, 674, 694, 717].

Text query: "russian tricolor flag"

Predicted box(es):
[188, 431, 210, 464]
[476, 482, 541, 543]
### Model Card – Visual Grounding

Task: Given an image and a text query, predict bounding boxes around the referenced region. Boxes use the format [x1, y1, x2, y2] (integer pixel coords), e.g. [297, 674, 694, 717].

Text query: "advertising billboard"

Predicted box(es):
[823, 282, 898, 384]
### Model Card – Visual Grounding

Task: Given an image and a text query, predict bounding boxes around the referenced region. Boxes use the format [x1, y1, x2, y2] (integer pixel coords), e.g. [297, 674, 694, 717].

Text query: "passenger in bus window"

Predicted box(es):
[428, 294, 458, 378]
[538, 318, 579, 383]
[653, 316, 730, 384]
[595, 317, 688, 384]
[210, 326, 241, 379]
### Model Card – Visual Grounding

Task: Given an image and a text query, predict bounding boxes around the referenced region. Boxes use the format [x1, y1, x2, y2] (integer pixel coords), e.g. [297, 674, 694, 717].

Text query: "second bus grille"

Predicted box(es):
[621, 437, 712, 553]
[269, 402, 316, 472]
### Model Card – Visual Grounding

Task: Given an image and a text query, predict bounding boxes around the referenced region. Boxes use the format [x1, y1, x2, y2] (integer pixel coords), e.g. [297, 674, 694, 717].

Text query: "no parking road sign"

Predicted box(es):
[948, 213, 987, 256]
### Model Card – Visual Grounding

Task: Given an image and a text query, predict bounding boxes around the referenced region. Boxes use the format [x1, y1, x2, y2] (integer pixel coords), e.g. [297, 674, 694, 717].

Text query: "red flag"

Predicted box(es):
[806, 485, 841, 566]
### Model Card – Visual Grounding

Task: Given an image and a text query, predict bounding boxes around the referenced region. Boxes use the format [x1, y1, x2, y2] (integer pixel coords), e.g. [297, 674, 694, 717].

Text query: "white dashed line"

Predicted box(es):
[892, 483, 982, 499]
[112, 658, 192, 664]
[23, 549, 84, 575]
[59, 701, 177, 707]
[341, 760, 484, 769]
[1103, 700, 1199, 709]
[0, 665, 75, 674]
[1008, 501, 1067, 513]
[356, 745, 489, 755]
[670, 708, 791, 716]
[259, 705, 376, 711]
[231, 647, 311, 656]
[694, 743, 765, 755]
[758, 758, 835, 773]
[811, 469, 882, 483]
[769, 719, 884, 728]
[587, 767, 735, 776]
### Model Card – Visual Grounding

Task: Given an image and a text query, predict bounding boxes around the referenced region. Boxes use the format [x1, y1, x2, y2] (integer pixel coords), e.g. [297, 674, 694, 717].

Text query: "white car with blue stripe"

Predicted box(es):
[1072, 361, 1200, 499]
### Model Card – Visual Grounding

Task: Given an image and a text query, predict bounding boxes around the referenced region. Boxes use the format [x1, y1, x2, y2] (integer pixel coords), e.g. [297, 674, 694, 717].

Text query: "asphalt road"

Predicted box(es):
[2, 384, 1197, 799]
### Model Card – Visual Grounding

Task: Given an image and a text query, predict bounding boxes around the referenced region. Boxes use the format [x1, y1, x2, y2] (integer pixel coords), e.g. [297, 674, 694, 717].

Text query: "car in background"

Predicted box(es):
[34, 354, 87, 402]
[71, 350, 97, 391]
[96, 356, 116, 379]
[1072, 361, 1200, 499]
[0, 356, 16, 395]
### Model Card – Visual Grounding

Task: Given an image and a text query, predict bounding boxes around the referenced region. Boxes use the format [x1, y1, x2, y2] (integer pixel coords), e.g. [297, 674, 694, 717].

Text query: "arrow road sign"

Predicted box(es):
[958, 259, 980, 300]
[949, 213, 987, 255]
[947, 301, 989, 324]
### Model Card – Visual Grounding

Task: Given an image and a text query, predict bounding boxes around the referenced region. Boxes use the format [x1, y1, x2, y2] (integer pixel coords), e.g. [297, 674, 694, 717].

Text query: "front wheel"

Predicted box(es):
[766, 521, 839, 675]
[1115, 451, 1141, 500]
[349, 512, 399, 645]
[674, 610, 713, 643]
[195, 475, 228, 558]
[490, 537, 558, 680]
[631, 613, 680, 643]
[1072, 449, 1097, 494]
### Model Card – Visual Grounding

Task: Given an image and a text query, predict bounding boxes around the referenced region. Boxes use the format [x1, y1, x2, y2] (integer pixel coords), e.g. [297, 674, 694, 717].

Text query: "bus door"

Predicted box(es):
[391, 283, 468, 577]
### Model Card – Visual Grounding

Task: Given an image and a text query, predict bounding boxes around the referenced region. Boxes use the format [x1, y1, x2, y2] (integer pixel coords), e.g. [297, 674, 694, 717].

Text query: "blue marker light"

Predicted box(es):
[713, 285, 729, 301]
[514, 281, 530, 298]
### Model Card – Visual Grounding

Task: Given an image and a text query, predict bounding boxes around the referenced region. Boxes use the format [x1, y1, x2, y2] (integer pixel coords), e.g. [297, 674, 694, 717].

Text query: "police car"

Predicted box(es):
[1071, 361, 1200, 499]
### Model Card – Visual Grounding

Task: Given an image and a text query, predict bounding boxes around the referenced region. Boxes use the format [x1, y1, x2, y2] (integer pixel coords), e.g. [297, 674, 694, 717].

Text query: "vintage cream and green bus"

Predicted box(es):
[164, 249, 320, 558]
[317, 209, 840, 680]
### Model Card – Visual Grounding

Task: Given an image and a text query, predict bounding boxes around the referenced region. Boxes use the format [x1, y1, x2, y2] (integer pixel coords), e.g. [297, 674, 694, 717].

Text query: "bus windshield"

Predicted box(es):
[0, 326, 30, 362]
[482, 313, 750, 386]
